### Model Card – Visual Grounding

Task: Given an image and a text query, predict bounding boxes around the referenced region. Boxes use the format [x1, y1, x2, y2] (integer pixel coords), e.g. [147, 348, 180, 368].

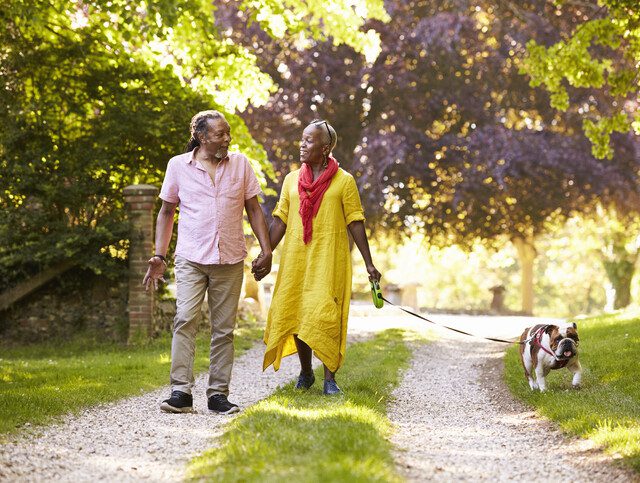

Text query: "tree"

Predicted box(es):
[359, 1, 640, 313]
[522, 0, 640, 159]
[520, 0, 640, 306]
[0, 0, 387, 290]
[238, 0, 640, 313]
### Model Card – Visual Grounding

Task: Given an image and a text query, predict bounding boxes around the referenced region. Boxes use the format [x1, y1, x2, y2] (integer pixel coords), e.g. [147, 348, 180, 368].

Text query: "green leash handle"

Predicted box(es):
[370, 280, 384, 309]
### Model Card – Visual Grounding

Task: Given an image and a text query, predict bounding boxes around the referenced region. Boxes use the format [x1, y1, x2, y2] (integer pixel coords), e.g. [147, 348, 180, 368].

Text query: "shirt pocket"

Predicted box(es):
[221, 178, 245, 212]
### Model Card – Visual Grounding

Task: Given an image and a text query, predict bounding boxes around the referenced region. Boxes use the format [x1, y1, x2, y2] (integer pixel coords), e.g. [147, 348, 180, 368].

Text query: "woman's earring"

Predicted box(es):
[322, 152, 329, 168]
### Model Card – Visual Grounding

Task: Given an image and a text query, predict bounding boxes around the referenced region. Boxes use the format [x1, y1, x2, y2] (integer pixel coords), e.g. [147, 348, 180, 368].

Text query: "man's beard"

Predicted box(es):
[214, 147, 228, 159]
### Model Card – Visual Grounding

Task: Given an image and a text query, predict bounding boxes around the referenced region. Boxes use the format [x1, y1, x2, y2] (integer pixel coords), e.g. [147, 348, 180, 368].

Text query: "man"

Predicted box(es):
[143, 110, 272, 414]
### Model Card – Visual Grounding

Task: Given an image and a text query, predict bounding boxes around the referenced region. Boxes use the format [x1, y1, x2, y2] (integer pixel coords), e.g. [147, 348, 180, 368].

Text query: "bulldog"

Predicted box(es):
[519, 323, 581, 392]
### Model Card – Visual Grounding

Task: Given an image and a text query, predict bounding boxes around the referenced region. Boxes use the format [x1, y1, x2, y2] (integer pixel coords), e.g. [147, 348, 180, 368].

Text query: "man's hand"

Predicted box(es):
[366, 264, 381, 283]
[251, 251, 272, 281]
[143, 256, 167, 291]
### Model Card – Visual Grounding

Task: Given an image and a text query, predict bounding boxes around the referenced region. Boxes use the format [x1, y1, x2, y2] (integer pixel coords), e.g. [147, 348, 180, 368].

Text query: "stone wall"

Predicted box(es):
[0, 269, 129, 343]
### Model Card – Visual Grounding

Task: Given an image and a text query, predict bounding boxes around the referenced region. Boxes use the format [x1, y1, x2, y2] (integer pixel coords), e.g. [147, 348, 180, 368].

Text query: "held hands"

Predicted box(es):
[366, 263, 381, 283]
[251, 251, 272, 281]
[142, 257, 167, 291]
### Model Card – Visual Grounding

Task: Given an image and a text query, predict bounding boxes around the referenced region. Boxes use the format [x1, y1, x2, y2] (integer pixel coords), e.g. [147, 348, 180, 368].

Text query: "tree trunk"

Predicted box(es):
[512, 235, 536, 315]
[614, 271, 633, 309]
[602, 257, 637, 310]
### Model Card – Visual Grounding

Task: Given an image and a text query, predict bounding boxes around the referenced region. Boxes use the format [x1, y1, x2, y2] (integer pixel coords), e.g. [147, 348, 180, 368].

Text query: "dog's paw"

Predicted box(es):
[571, 384, 581, 390]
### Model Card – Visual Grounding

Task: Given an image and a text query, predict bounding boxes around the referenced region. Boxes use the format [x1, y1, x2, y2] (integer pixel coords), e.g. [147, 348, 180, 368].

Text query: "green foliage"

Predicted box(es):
[583, 112, 631, 159]
[584, 205, 640, 310]
[187, 329, 415, 482]
[0, 0, 386, 290]
[523, 1, 640, 158]
[505, 310, 640, 471]
[0, 316, 263, 436]
[240, 0, 389, 62]
[0, 0, 265, 288]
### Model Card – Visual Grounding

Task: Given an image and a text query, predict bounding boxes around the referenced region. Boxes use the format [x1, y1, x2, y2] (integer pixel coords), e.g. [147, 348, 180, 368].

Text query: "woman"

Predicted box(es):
[254, 119, 381, 395]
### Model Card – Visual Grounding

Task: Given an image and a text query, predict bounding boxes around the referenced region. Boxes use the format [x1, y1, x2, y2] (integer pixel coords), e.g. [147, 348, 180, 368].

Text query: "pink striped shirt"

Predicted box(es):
[159, 150, 262, 265]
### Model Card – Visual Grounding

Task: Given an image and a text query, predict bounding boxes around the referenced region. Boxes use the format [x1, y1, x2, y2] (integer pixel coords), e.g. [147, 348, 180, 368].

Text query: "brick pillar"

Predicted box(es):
[124, 184, 159, 343]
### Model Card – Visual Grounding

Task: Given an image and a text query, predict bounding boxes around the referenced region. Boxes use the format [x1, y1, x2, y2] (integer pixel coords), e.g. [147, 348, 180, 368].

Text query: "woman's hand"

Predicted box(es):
[366, 264, 381, 283]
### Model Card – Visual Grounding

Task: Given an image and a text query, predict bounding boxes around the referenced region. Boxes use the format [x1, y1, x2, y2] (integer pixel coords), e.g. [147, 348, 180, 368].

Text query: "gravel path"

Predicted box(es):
[389, 333, 638, 482]
[0, 344, 307, 482]
[1, 310, 638, 482]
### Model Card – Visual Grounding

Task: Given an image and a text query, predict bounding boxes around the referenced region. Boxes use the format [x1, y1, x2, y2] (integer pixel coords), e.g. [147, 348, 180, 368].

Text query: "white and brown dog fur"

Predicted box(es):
[519, 323, 582, 391]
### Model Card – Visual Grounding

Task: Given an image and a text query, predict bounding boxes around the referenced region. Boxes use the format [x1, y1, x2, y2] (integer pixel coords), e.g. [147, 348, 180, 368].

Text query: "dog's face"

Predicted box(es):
[520, 322, 582, 392]
[547, 323, 579, 360]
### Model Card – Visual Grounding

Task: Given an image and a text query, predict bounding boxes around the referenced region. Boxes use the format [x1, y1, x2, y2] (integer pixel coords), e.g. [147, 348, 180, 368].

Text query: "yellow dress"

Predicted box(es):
[263, 168, 365, 373]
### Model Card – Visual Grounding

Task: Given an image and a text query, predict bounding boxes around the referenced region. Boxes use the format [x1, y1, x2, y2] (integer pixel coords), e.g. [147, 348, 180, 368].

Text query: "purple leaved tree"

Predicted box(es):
[218, 0, 640, 313]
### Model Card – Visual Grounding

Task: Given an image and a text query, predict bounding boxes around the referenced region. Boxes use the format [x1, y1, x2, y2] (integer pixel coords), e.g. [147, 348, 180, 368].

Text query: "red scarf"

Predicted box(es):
[298, 156, 339, 244]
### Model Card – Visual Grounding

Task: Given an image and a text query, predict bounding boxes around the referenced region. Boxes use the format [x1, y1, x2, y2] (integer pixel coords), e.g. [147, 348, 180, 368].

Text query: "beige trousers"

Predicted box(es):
[170, 256, 244, 398]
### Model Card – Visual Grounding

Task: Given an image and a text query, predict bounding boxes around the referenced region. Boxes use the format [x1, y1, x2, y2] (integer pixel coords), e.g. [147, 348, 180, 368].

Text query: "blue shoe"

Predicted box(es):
[323, 379, 342, 395]
[295, 372, 315, 389]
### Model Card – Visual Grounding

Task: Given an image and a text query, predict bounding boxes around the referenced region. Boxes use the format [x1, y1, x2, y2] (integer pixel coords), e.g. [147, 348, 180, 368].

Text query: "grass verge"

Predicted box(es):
[0, 316, 263, 436]
[187, 329, 419, 482]
[504, 309, 640, 472]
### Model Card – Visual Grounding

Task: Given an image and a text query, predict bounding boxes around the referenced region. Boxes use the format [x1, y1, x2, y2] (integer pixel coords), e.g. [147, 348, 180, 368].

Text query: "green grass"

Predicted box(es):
[0, 316, 263, 437]
[504, 309, 640, 472]
[188, 329, 419, 482]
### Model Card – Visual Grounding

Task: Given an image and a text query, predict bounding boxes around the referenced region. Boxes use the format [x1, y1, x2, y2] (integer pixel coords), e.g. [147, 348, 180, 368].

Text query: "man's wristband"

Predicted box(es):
[153, 254, 167, 263]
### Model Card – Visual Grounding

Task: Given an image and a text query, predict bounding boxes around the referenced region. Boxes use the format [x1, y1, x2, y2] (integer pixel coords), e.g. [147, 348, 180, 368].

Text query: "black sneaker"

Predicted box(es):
[208, 394, 240, 415]
[294, 371, 316, 390]
[160, 390, 193, 413]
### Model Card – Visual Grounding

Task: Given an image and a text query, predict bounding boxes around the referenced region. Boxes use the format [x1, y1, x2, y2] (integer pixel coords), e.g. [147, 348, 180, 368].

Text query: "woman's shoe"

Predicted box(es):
[295, 372, 315, 389]
[323, 379, 342, 395]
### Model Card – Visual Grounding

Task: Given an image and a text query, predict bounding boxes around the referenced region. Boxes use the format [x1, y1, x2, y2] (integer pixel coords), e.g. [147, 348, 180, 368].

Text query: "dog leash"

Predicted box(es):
[370, 281, 523, 345]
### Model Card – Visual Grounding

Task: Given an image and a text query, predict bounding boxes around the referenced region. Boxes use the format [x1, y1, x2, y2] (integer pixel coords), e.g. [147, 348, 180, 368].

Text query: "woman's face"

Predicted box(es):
[299, 125, 328, 165]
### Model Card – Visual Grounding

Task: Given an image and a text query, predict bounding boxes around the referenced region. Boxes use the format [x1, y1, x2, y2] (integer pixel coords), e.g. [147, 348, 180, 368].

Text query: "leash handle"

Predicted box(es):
[370, 280, 384, 309]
